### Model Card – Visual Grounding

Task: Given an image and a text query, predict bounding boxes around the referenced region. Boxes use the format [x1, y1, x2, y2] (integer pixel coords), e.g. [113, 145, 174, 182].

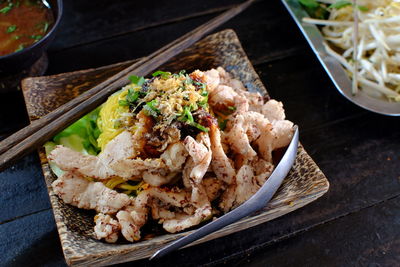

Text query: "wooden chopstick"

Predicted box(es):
[0, 0, 254, 172]
[0, 0, 251, 156]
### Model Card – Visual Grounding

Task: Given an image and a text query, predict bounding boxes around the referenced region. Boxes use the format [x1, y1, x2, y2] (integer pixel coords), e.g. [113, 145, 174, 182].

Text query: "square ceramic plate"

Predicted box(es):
[22, 29, 329, 266]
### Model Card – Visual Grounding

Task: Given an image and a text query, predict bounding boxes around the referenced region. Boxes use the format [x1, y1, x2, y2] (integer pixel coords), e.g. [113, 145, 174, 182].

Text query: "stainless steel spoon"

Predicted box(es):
[150, 125, 299, 260]
[41, 0, 50, 8]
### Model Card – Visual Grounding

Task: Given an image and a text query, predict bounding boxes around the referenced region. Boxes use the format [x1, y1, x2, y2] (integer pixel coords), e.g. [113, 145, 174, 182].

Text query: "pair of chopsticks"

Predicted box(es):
[0, 0, 254, 172]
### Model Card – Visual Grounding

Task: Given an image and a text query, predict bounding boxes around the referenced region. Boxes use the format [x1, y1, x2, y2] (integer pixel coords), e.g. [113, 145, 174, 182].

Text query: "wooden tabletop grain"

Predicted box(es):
[0, 0, 399, 266]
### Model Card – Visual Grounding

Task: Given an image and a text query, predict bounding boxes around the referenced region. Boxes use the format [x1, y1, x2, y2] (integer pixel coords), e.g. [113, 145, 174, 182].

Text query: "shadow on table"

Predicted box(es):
[6, 229, 66, 267]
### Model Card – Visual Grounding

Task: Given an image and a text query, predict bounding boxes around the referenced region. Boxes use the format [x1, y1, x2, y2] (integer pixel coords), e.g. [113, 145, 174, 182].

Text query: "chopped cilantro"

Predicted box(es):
[299, 0, 329, 19]
[357, 5, 368, 12]
[298, 0, 318, 8]
[128, 75, 145, 86]
[0, 4, 12, 14]
[328, 1, 351, 9]
[30, 35, 43, 40]
[119, 87, 147, 107]
[143, 104, 158, 118]
[118, 100, 129, 106]
[15, 44, 24, 52]
[127, 88, 140, 103]
[152, 71, 171, 79]
[218, 118, 228, 131]
[146, 99, 159, 113]
[6, 25, 16, 33]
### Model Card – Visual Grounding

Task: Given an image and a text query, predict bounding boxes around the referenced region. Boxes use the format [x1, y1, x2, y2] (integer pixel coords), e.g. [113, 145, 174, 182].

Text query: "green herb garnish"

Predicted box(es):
[228, 106, 236, 111]
[52, 106, 101, 155]
[143, 99, 160, 117]
[0, 4, 12, 14]
[329, 1, 351, 9]
[177, 106, 208, 132]
[198, 96, 208, 109]
[42, 21, 49, 33]
[6, 25, 16, 33]
[189, 121, 209, 132]
[128, 75, 145, 86]
[194, 81, 206, 90]
[184, 74, 193, 85]
[299, 0, 319, 8]
[30, 34, 43, 40]
[143, 106, 158, 117]
[178, 106, 194, 123]
[119, 86, 147, 107]
[357, 5, 369, 12]
[127, 88, 140, 103]
[118, 100, 129, 106]
[152, 70, 171, 79]
[218, 118, 228, 131]
[146, 99, 159, 111]
[298, 0, 329, 19]
[15, 44, 24, 52]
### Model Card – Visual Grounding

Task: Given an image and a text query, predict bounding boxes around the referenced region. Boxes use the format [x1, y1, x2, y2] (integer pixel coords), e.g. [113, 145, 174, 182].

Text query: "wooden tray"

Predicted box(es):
[21, 29, 329, 266]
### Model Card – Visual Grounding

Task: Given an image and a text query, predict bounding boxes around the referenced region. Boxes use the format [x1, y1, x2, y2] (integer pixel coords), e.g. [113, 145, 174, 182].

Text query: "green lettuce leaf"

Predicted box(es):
[52, 107, 102, 155]
[45, 107, 102, 177]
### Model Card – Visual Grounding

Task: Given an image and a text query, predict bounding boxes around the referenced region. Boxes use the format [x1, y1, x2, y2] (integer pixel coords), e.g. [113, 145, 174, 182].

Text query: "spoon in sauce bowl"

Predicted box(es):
[41, 0, 49, 8]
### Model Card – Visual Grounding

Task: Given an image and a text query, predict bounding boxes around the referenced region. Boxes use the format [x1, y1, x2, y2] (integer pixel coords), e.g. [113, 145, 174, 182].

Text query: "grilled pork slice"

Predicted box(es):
[49, 130, 189, 184]
[255, 119, 294, 163]
[116, 179, 223, 241]
[111, 141, 188, 186]
[52, 172, 132, 214]
[206, 67, 264, 113]
[48, 130, 135, 179]
[94, 214, 120, 243]
[116, 207, 142, 242]
[114, 187, 193, 241]
[219, 159, 274, 212]
[209, 124, 235, 185]
[183, 133, 212, 184]
[225, 111, 272, 159]
[261, 99, 286, 122]
[162, 204, 212, 233]
[166, 133, 214, 233]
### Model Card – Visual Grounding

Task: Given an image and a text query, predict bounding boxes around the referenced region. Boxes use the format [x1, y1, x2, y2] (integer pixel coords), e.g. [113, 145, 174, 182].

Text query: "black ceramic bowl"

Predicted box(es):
[0, 0, 63, 75]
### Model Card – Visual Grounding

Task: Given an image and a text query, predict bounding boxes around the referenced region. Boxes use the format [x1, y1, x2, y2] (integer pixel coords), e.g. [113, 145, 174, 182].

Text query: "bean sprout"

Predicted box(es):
[303, 0, 400, 102]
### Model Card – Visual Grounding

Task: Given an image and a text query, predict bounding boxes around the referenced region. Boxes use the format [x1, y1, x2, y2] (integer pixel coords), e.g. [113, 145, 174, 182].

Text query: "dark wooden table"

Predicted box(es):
[1, 0, 400, 266]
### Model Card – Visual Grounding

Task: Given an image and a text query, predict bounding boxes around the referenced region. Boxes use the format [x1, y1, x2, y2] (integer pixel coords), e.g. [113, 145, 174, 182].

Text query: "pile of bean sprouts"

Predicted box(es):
[303, 0, 400, 102]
